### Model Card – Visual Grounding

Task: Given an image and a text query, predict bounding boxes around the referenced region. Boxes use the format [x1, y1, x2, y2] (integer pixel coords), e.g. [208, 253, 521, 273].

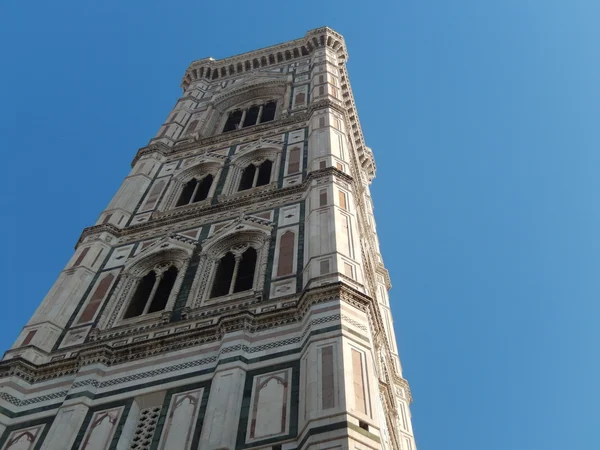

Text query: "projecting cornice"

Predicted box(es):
[180, 27, 348, 89]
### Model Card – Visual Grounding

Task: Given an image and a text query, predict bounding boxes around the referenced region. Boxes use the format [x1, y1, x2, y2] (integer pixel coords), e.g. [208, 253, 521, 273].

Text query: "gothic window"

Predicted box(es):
[124, 266, 178, 319]
[238, 160, 273, 191]
[176, 174, 213, 206]
[242, 105, 260, 128]
[210, 247, 257, 298]
[223, 110, 243, 132]
[222, 101, 277, 133]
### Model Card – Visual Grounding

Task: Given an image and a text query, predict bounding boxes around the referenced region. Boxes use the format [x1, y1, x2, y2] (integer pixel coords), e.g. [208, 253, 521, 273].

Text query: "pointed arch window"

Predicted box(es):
[238, 160, 272, 191]
[124, 266, 178, 318]
[210, 247, 257, 298]
[176, 175, 213, 206]
[222, 100, 277, 133]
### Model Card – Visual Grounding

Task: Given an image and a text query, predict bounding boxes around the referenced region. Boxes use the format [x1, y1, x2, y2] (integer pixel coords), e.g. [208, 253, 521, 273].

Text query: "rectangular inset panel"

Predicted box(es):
[319, 259, 330, 275]
[287, 146, 302, 174]
[131, 212, 152, 224]
[319, 189, 327, 207]
[158, 388, 204, 450]
[139, 178, 168, 212]
[344, 263, 354, 279]
[1, 424, 45, 450]
[72, 247, 89, 267]
[288, 129, 305, 144]
[276, 230, 295, 277]
[351, 349, 367, 415]
[278, 205, 299, 226]
[246, 368, 292, 443]
[319, 212, 330, 254]
[321, 346, 335, 409]
[21, 330, 36, 346]
[338, 191, 347, 210]
[59, 326, 91, 348]
[339, 215, 352, 257]
[104, 245, 134, 269]
[270, 278, 297, 299]
[76, 270, 119, 324]
[79, 407, 124, 450]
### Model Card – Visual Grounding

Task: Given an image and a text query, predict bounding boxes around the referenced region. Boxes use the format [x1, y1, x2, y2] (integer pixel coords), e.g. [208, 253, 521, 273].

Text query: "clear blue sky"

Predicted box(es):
[1, 1, 599, 449]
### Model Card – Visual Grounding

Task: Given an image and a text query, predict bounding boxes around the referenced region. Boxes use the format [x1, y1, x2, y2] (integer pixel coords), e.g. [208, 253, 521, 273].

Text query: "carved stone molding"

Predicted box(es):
[0, 282, 385, 385]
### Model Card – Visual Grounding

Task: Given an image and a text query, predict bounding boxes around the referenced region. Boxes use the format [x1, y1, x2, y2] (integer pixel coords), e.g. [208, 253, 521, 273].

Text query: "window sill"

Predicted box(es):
[152, 198, 212, 218]
[116, 310, 170, 328]
[218, 182, 277, 202]
[184, 290, 261, 320]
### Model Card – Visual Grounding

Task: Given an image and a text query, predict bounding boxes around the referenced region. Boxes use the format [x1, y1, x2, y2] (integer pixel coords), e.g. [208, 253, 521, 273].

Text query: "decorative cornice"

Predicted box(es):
[0, 282, 372, 384]
[180, 27, 348, 89]
[132, 98, 346, 167]
[75, 166, 353, 249]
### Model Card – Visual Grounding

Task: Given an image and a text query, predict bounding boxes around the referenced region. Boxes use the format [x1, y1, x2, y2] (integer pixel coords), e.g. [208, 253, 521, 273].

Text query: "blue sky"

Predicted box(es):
[1, 1, 599, 449]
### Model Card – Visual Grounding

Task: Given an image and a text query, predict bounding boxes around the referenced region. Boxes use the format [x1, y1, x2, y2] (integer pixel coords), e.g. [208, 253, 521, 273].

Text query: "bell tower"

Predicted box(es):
[0, 27, 418, 450]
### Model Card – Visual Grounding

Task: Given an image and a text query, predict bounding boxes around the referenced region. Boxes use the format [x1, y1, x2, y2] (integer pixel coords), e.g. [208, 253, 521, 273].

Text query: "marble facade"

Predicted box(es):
[0, 27, 417, 450]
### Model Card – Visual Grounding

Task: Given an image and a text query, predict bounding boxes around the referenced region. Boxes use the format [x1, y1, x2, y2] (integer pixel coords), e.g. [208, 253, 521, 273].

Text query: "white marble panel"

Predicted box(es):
[1, 424, 45, 450]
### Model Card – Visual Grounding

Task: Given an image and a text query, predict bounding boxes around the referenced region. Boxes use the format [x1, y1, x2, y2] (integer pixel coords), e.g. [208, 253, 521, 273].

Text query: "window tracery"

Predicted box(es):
[222, 100, 277, 132]
[99, 247, 191, 329]
[159, 162, 221, 211]
[238, 160, 272, 191]
[221, 147, 281, 197]
[176, 174, 213, 206]
[210, 246, 257, 298]
[123, 265, 178, 319]
[188, 229, 271, 308]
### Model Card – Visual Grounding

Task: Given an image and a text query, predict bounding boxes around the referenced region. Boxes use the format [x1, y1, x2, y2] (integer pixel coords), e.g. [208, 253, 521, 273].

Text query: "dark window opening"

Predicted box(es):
[125, 271, 156, 318]
[234, 247, 257, 292]
[223, 110, 243, 132]
[359, 421, 369, 431]
[243, 105, 260, 128]
[222, 101, 277, 134]
[261, 101, 276, 123]
[256, 160, 272, 187]
[177, 179, 197, 206]
[239, 164, 256, 191]
[193, 175, 213, 203]
[211, 252, 236, 298]
[148, 266, 178, 313]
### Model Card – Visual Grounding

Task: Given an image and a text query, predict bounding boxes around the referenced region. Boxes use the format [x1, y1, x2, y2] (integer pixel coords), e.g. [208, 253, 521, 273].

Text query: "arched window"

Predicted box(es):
[261, 101, 277, 123]
[239, 165, 256, 191]
[210, 247, 257, 298]
[176, 175, 213, 206]
[238, 160, 272, 191]
[223, 110, 243, 132]
[124, 266, 178, 318]
[242, 105, 260, 128]
[222, 101, 277, 133]
[256, 160, 272, 186]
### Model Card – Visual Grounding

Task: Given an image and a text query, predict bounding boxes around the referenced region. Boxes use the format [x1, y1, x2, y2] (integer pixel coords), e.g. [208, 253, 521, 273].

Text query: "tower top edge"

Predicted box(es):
[181, 27, 348, 84]
[189, 27, 345, 66]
